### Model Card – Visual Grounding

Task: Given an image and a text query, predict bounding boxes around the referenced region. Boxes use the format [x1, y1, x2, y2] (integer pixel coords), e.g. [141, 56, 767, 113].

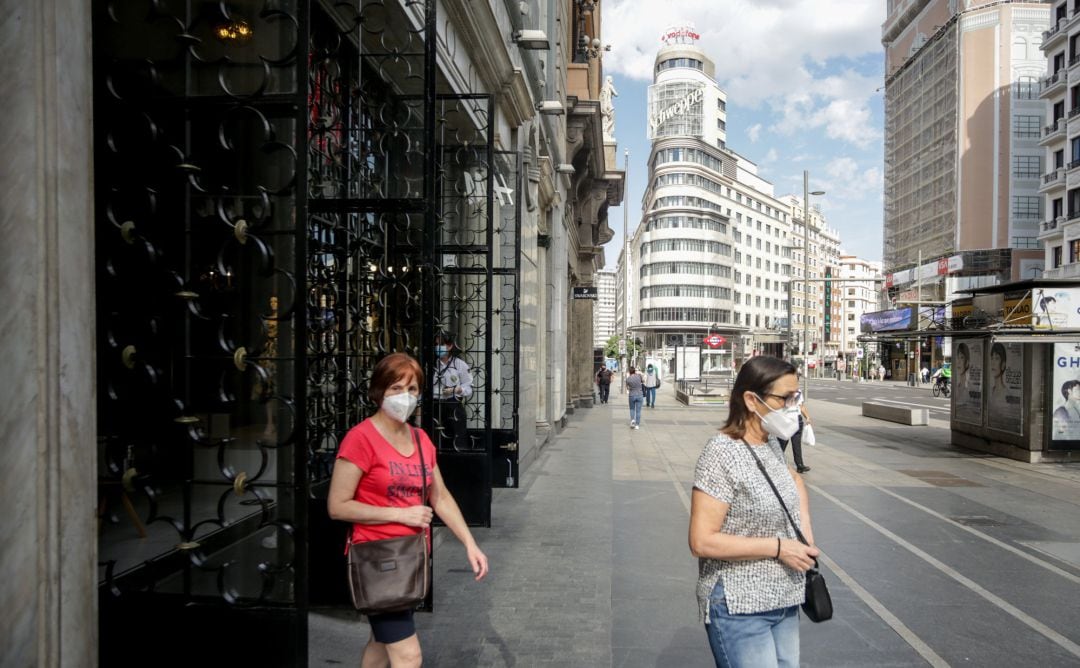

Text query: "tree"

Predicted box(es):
[603, 334, 642, 360]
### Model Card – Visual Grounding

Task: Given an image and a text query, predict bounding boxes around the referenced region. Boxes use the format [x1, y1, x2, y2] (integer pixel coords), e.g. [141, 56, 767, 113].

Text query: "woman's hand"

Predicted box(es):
[397, 504, 433, 528]
[466, 544, 489, 581]
[778, 539, 820, 572]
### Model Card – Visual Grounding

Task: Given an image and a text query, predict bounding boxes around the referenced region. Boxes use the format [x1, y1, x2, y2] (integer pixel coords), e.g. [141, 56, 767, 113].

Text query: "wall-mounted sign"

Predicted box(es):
[1002, 290, 1032, 326]
[860, 307, 913, 333]
[572, 286, 598, 300]
[1032, 287, 1080, 328]
[705, 334, 726, 349]
[887, 254, 964, 287]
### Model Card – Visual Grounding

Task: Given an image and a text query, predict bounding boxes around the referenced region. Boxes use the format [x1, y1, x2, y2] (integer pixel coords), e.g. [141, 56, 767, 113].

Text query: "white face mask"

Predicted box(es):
[382, 392, 418, 423]
[753, 396, 801, 440]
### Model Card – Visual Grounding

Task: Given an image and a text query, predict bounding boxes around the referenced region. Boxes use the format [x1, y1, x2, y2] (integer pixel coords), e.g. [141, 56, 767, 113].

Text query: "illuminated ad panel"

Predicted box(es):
[648, 81, 705, 140]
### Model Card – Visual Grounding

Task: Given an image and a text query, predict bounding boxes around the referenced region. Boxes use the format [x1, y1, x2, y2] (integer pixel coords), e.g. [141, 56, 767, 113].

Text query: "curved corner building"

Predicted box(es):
[637, 31, 794, 369]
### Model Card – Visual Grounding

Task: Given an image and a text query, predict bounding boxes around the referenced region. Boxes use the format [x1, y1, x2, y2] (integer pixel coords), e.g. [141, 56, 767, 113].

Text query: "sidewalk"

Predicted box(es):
[309, 382, 1080, 667]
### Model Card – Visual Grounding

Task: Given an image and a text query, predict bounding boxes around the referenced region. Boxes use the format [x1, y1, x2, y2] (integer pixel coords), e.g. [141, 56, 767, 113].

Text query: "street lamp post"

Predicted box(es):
[801, 170, 825, 400]
[622, 148, 629, 392]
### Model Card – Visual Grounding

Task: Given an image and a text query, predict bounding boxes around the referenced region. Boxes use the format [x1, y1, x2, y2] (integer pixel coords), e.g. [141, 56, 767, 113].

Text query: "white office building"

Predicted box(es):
[633, 28, 797, 367]
[594, 269, 617, 347]
[838, 255, 884, 363]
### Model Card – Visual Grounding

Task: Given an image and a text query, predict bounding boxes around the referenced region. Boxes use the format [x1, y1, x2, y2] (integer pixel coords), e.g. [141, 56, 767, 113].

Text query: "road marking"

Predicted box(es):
[812, 485, 1080, 660]
[818, 552, 950, 668]
[873, 487, 1080, 585]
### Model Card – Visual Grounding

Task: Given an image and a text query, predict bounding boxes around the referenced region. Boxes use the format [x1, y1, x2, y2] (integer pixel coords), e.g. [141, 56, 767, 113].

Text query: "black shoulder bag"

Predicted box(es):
[347, 428, 430, 614]
[741, 441, 833, 623]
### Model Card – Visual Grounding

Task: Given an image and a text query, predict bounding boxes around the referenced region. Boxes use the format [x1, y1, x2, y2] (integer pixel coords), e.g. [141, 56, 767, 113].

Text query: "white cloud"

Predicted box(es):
[821, 156, 883, 201]
[764, 148, 779, 163]
[603, 0, 885, 148]
[747, 123, 762, 143]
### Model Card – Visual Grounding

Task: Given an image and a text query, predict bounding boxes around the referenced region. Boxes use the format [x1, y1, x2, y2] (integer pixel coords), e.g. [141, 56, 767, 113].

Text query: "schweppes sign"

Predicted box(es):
[649, 87, 705, 134]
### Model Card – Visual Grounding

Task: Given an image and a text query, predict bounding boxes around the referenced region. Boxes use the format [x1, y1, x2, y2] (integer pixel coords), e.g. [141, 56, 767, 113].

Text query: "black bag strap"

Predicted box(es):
[741, 440, 808, 547]
[412, 427, 428, 507]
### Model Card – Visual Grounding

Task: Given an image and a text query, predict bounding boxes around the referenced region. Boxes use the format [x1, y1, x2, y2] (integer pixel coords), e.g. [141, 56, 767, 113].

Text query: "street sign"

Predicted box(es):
[572, 286, 598, 299]
[705, 334, 725, 349]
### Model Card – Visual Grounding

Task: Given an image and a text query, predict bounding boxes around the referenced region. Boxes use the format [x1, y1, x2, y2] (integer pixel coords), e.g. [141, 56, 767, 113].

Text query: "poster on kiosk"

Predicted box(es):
[986, 342, 1023, 435]
[951, 339, 983, 426]
[1050, 343, 1080, 449]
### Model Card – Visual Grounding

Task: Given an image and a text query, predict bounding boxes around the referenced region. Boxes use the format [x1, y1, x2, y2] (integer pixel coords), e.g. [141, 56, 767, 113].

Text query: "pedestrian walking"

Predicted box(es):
[778, 399, 812, 473]
[878, 364, 885, 382]
[595, 365, 613, 404]
[626, 366, 644, 429]
[327, 353, 489, 667]
[644, 364, 660, 408]
[689, 355, 820, 667]
[921, 366, 930, 384]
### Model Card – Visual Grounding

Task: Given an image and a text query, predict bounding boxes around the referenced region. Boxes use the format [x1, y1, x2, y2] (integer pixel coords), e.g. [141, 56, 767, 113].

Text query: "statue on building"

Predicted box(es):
[600, 76, 618, 140]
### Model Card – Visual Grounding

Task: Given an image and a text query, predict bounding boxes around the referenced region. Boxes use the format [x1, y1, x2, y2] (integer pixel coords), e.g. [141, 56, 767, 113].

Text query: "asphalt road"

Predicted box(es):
[803, 377, 952, 419]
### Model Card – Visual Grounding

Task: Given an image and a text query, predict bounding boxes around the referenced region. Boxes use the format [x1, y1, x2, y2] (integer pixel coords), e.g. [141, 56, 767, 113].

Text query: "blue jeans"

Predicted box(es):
[644, 386, 657, 407]
[628, 395, 644, 424]
[706, 580, 799, 668]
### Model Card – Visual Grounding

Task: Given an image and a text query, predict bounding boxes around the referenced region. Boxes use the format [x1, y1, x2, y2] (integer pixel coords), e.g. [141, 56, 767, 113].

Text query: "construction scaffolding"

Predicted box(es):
[883, 22, 958, 272]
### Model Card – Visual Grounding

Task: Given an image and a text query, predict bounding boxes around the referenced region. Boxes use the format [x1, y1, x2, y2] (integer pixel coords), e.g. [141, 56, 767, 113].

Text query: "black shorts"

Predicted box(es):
[368, 609, 416, 644]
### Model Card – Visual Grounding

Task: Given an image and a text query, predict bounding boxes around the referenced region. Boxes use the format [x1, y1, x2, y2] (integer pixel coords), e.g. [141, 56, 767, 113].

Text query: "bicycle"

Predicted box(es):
[932, 378, 950, 398]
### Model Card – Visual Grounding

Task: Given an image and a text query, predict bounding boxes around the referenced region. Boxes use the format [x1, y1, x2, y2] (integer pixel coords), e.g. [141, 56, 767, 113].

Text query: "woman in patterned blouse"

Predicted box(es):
[688, 356, 821, 667]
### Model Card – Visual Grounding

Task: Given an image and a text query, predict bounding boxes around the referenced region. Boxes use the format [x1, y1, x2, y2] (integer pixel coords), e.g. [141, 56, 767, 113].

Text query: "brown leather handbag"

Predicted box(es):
[347, 428, 430, 614]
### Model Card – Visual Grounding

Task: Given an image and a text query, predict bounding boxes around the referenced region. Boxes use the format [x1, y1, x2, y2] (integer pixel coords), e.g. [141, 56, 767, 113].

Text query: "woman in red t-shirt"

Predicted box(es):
[328, 352, 489, 667]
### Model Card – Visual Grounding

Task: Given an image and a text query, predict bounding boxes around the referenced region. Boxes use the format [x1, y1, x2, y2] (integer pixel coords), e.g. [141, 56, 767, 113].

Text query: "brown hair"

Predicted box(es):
[721, 355, 797, 438]
[369, 352, 425, 407]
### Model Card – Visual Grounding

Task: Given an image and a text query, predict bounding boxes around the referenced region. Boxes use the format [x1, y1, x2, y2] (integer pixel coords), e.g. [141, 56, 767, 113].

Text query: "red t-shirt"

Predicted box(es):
[337, 419, 436, 546]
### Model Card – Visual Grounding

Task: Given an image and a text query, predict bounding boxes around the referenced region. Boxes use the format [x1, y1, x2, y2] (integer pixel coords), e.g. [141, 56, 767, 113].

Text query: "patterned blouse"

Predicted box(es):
[694, 432, 806, 621]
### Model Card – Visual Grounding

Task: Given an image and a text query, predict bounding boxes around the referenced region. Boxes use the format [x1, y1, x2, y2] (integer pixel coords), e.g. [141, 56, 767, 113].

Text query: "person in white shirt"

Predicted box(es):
[644, 364, 660, 408]
[433, 332, 473, 452]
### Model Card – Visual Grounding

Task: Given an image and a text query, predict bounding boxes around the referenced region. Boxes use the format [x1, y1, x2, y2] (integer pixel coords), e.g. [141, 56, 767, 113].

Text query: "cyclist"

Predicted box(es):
[931, 364, 951, 394]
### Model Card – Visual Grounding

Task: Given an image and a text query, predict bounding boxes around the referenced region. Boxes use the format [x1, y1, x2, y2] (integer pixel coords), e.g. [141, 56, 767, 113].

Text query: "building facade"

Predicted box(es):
[594, 269, 617, 347]
[839, 255, 885, 370]
[632, 29, 801, 372]
[882, 0, 1048, 281]
[3, 0, 623, 664]
[783, 195, 843, 371]
[1039, 0, 1080, 278]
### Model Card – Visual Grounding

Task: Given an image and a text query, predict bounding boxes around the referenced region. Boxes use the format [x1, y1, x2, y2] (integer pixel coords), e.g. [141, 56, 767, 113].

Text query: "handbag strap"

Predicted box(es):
[411, 427, 428, 507]
[741, 440, 808, 547]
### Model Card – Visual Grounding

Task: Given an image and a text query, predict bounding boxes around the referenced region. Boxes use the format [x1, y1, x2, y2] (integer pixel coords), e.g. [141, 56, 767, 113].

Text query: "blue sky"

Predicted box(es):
[601, 0, 887, 269]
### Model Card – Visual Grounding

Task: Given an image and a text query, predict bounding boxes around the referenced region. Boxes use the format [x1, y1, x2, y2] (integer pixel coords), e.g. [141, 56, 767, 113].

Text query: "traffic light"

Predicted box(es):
[812, 342, 818, 353]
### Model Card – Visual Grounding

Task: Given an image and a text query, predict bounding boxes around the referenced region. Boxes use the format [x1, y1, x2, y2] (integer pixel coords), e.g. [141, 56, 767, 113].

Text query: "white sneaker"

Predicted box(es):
[633, 424, 640, 430]
[630, 420, 636, 427]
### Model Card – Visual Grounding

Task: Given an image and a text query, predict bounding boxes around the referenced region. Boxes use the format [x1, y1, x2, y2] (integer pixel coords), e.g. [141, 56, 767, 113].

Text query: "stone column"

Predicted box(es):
[1, 0, 97, 664]
[571, 285, 596, 407]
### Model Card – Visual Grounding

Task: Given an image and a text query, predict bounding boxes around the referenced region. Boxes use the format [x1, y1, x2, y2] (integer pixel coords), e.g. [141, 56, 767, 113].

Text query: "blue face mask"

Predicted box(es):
[436, 345, 449, 358]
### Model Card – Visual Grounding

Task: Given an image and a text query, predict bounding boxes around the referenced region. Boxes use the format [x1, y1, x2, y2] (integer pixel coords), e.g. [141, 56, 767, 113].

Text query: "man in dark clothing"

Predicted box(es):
[595, 366, 613, 404]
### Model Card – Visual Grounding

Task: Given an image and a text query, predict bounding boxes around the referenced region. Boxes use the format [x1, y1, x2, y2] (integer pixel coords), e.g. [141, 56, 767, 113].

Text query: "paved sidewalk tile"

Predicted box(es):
[311, 381, 1080, 667]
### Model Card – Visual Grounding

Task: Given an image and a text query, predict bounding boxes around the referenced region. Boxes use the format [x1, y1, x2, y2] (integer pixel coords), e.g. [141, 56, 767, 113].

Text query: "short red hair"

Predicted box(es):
[368, 352, 425, 407]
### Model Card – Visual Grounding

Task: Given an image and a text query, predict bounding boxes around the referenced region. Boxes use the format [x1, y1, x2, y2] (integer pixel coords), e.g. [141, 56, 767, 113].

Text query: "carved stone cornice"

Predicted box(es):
[500, 67, 535, 127]
[441, 0, 536, 126]
[565, 97, 603, 175]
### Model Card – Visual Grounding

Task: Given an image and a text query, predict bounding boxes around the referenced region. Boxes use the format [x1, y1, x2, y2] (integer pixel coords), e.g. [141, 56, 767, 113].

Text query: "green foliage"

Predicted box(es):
[603, 334, 642, 360]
